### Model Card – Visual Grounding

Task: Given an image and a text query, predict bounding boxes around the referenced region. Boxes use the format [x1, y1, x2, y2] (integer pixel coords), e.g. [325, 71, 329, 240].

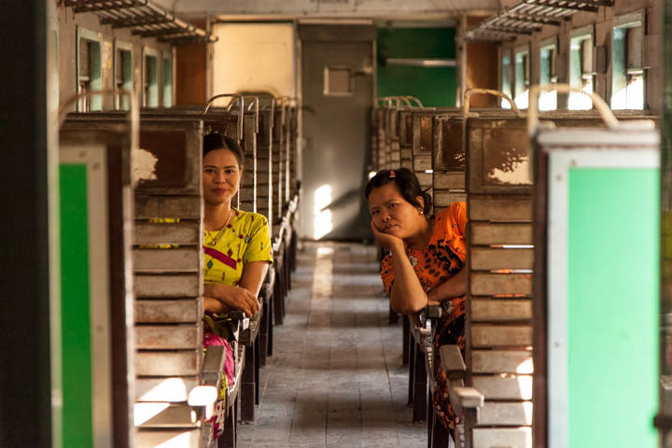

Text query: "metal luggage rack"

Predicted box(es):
[466, 0, 614, 42]
[63, 0, 217, 45]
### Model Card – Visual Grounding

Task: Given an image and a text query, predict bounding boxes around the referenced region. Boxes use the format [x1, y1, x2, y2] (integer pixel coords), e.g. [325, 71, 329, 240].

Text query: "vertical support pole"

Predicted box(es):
[273, 251, 284, 326]
[402, 315, 410, 365]
[254, 337, 261, 405]
[259, 294, 269, 366]
[241, 343, 256, 422]
[268, 297, 275, 356]
[408, 336, 416, 405]
[220, 396, 237, 448]
[413, 344, 428, 422]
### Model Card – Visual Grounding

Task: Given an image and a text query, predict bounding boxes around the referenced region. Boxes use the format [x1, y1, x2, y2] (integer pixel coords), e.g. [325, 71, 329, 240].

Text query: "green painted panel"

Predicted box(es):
[377, 65, 456, 107]
[60, 164, 94, 448]
[377, 27, 455, 59]
[377, 27, 457, 107]
[568, 168, 659, 448]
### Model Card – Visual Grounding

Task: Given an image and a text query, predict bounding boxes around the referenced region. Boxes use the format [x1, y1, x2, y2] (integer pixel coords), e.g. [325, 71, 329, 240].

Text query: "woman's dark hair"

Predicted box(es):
[203, 132, 245, 168]
[365, 168, 432, 215]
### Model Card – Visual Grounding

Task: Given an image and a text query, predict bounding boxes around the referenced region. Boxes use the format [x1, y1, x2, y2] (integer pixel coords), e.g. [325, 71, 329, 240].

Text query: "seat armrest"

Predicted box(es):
[189, 345, 226, 424]
[226, 310, 250, 331]
[425, 305, 443, 320]
[201, 345, 226, 386]
[454, 387, 484, 409]
[449, 386, 484, 428]
[440, 345, 466, 380]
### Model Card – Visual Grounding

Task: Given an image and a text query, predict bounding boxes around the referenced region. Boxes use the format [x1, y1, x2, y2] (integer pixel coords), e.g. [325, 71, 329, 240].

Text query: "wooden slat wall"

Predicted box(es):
[465, 114, 534, 441]
[133, 119, 204, 388]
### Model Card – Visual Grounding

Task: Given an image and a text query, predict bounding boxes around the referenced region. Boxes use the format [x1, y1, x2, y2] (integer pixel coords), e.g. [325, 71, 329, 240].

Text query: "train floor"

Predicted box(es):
[237, 241, 426, 448]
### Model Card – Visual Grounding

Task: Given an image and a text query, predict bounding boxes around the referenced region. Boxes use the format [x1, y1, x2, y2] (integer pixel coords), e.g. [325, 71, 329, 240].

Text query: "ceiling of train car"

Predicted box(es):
[150, 0, 499, 19]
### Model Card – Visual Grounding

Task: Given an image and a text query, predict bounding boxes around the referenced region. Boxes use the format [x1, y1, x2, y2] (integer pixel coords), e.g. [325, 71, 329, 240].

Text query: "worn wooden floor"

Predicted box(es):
[237, 242, 426, 448]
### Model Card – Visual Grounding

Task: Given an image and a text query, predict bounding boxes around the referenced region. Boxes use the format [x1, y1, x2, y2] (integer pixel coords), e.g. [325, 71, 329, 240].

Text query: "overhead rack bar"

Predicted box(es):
[64, 0, 217, 45]
[466, 0, 614, 41]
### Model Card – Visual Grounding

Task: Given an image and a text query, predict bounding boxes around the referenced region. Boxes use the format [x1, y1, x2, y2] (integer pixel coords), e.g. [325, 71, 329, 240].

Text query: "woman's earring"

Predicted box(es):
[419, 210, 424, 215]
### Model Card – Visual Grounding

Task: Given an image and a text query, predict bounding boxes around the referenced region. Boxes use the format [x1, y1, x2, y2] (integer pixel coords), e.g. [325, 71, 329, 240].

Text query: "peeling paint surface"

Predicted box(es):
[132, 148, 158, 185]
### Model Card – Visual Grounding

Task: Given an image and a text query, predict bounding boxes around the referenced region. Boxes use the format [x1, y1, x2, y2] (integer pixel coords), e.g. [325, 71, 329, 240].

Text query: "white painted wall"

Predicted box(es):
[211, 23, 295, 102]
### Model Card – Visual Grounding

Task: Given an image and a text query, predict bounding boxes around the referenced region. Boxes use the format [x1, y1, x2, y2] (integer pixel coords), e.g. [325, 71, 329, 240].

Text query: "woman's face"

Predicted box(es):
[368, 182, 424, 240]
[202, 147, 243, 206]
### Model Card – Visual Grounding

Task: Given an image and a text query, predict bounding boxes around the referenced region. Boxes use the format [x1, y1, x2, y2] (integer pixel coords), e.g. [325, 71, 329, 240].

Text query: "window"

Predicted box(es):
[114, 41, 133, 111]
[611, 12, 645, 110]
[77, 28, 102, 112]
[162, 53, 173, 108]
[539, 40, 558, 111]
[569, 26, 594, 110]
[514, 48, 530, 109]
[143, 48, 159, 107]
[323, 66, 352, 96]
[501, 52, 513, 109]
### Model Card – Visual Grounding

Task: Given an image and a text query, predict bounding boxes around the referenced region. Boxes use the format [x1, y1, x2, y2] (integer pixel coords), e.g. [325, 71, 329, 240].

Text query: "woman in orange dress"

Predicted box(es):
[365, 167, 467, 435]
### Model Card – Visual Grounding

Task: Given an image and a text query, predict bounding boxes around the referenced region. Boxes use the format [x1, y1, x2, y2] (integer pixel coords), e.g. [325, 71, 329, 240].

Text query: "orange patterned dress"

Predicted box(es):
[381, 202, 467, 432]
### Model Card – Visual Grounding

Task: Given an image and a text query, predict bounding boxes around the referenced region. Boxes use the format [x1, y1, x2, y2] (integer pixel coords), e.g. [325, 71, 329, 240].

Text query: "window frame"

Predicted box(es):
[514, 45, 531, 109]
[323, 66, 353, 97]
[113, 40, 133, 111]
[539, 37, 559, 111]
[162, 51, 174, 108]
[142, 46, 160, 108]
[500, 47, 513, 109]
[76, 27, 103, 112]
[610, 10, 646, 110]
[568, 24, 595, 110]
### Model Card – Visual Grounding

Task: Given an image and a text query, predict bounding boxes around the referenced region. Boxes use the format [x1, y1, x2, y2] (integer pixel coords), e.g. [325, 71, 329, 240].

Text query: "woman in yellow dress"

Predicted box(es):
[201, 132, 273, 438]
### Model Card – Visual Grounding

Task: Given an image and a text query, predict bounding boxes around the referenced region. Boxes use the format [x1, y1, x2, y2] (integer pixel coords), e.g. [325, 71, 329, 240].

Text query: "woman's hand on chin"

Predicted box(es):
[370, 221, 403, 250]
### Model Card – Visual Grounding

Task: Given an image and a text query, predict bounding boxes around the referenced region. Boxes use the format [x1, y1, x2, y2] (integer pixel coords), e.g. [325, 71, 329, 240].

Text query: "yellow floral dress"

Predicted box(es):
[203, 207, 272, 438]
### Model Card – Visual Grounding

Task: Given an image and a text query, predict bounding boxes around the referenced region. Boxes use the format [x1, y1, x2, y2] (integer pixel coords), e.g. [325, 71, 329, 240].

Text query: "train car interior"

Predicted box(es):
[3, 0, 672, 447]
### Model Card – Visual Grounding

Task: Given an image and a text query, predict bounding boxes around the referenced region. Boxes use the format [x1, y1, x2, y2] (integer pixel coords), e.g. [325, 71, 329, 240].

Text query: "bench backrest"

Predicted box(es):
[131, 117, 205, 388]
[410, 109, 462, 212]
[465, 112, 536, 445]
[398, 109, 414, 170]
[59, 122, 135, 448]
[532, 120, 659, 448]
[462, 110, 643, 444]
[256, 109, 274, 234]
[272, 108, 285, 225]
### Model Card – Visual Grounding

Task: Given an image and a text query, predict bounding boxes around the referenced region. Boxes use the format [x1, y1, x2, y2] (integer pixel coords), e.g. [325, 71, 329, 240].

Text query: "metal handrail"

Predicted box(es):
[463, 88, 522, 119]
[204, 93, 244, 141]
[58, 89, 139, 161]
